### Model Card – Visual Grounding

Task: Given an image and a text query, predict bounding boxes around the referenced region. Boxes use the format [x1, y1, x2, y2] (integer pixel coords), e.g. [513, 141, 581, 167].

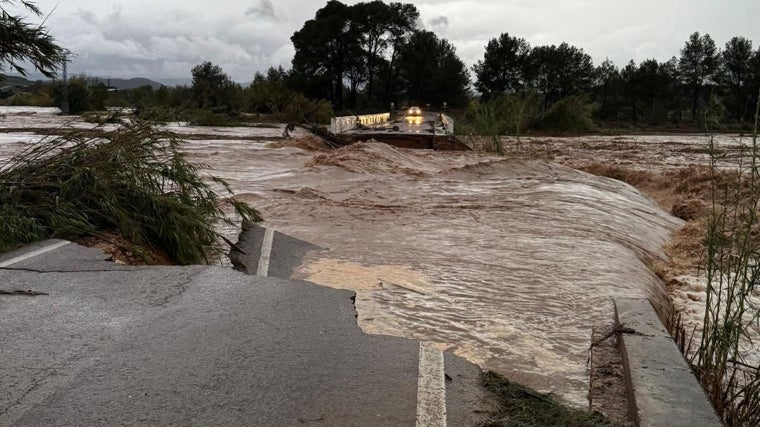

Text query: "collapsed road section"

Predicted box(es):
[0, 239, 495, 426]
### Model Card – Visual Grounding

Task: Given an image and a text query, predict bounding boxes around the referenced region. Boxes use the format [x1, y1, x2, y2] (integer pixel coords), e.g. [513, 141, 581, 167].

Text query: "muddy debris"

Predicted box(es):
[266, 135, 331, 151]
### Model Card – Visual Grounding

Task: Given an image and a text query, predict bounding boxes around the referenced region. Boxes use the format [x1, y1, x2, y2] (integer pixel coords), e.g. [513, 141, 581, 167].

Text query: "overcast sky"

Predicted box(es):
[15, 0, 760, 83]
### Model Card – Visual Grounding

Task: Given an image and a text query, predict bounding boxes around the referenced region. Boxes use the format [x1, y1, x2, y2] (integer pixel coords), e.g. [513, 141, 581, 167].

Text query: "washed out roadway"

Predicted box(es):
[0, 233, 495, 426]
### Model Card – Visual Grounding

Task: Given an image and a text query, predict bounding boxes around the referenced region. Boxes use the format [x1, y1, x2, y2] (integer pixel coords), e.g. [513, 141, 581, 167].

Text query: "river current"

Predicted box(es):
[1, 110, 691, 406]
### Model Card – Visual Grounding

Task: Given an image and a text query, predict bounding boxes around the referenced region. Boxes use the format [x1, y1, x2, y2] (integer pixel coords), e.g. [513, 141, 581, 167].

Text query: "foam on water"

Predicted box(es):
[198, 142, 683, 406]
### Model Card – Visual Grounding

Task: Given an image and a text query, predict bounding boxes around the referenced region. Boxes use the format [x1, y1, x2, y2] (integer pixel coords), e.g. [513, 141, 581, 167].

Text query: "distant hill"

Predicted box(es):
[155, 78, 193, 87]
[1, 74, 166, 90]
[88, 77, 165, 90]
[0, 74, 43, 86]
[0, 74, 258, 89]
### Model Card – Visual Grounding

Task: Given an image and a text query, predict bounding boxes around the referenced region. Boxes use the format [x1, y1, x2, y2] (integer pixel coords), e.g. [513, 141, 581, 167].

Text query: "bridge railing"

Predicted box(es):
[331, 113, 391, 133]
[439, 114, 454, 135]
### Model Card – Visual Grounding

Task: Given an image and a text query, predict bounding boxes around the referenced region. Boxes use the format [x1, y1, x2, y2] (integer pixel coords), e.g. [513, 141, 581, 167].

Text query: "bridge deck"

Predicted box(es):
[330, 111, 466, 150]
[343, 112, 448, 136]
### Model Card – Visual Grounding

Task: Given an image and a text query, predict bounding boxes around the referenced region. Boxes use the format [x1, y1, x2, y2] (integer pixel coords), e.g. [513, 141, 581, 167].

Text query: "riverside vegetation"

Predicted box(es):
[689, 91, 760, 426]
[0, 120, 261, 264]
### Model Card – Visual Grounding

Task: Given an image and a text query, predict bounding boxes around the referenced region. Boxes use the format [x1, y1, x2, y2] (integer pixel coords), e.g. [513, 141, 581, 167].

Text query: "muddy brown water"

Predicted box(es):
[182, 138, 684, 407]
[3, 113, 717, 406]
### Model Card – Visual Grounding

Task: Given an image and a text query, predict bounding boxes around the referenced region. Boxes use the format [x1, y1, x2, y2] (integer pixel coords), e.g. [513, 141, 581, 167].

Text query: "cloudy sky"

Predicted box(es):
[13, 0, 760, 83]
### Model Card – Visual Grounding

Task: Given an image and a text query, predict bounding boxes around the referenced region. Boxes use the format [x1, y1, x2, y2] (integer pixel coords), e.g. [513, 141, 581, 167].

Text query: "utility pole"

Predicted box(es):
[61, 50, 70, 114]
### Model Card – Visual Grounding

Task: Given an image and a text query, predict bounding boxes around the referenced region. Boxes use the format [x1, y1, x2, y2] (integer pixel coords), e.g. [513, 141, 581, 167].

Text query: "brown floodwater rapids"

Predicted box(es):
[1, 112, 695, 406]
[182, 138, 684, 407]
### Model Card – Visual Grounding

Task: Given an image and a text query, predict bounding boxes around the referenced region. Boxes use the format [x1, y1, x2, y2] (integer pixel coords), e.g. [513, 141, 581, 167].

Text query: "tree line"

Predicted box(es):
[474, 32, 760, 126]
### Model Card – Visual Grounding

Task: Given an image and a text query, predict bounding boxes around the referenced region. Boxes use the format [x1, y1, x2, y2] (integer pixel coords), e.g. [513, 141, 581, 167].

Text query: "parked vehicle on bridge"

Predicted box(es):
[407, 106, 422, 116]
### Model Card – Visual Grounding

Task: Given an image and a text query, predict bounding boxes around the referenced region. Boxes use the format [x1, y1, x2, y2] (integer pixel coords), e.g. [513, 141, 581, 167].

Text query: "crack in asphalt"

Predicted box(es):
[0, 266, 156, 274]
[0, 370, 50, 417]
[150, 273, 194, 307]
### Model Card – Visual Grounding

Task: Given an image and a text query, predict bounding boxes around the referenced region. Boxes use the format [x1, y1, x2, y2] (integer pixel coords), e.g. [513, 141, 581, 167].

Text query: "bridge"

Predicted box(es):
[329, 109, 469, 150]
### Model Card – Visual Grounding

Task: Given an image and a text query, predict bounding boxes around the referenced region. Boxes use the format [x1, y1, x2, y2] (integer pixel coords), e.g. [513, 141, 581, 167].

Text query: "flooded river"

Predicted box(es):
[184, 138, 683, 406]
[1, 110, 719, 406]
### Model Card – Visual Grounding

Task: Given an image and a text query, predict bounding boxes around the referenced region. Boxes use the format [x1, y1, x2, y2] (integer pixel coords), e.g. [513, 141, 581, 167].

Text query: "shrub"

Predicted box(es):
[461, 93, 539, 154]
[537, 95, 597, 132]
[9, 91, 52, 107]
[0, 120, 261, 263]
[283, 94, 333, 124]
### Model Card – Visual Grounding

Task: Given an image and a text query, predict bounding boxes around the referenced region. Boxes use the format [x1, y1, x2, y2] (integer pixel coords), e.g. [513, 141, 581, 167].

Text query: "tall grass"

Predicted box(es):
[0, 120, 261, 264]
[463, 93, 539, 155]
[479, 371, 613, 426]
[695, 88, 760, 426]
[466, 99, 504, 155]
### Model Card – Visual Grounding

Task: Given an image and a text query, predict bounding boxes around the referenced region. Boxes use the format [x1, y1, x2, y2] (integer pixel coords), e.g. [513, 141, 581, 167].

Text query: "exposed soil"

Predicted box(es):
[589, 324, 634, 426]
[266, 135, 331, 151]
[77, 232, 173, 266]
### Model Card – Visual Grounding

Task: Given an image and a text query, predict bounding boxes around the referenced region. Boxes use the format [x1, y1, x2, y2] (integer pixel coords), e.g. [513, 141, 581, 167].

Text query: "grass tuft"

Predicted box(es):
[0, 119, 261, 264]
[479, 371, 615, 427]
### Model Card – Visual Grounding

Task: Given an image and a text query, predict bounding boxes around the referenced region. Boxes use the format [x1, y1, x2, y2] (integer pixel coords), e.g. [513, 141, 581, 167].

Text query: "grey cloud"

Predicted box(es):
[28, 0, 760, 81]
[245, 0, 276, 20]
[74, 9, 97, 25]
[54, 4, 292, 81]
[429, 16, 449, 33]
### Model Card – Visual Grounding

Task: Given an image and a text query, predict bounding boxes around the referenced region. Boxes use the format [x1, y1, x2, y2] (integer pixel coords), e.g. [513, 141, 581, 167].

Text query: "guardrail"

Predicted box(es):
[331, 113, 390, 133]
[439, 114, 454, 135]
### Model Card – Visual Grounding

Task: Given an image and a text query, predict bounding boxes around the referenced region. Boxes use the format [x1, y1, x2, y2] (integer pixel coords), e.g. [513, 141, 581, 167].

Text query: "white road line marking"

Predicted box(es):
[256, 227, 275, 277]
[416, 343, 447, 427]
[0, 241, 71, 268]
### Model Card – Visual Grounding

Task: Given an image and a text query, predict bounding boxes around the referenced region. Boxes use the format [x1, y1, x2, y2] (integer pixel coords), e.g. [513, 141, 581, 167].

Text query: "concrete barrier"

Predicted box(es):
[331, 113, 390, 133]
[614, 298, 720, 427]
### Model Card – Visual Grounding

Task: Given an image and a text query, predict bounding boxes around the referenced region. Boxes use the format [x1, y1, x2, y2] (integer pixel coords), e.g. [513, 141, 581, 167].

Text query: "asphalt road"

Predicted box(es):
[0, 232, 496, 426]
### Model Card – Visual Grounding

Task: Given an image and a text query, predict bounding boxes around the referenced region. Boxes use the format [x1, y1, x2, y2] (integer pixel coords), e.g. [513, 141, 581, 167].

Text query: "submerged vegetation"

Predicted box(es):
[0, 120, 261, 264]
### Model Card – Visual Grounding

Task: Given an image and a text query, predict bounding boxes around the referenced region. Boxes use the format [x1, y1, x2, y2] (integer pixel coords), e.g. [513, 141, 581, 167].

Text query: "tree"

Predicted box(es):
[620, 60, 640, 122]
[382, 2, 418, 103]
[0, 0, 64, 78]
[397, 30, 469, 107]
[749, 50, 760, 117]
[636, 58, 672, 123]
[595, 58, 619, 119]
[352, 1, 391, 104]
[291, 0, 361, 110]
[52, 77, 89, 114]
[678, 32, 719, 120]
[191, 61, 239, 111]
[473, 33, 530, 99]
[524, 42, 594, 111]
[88, 81, 108, 110]
[722, 36, 753, 121]
[247, 66, 293, 114]
[291, 1, 419, 109]
[661, 56, 684, 122]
